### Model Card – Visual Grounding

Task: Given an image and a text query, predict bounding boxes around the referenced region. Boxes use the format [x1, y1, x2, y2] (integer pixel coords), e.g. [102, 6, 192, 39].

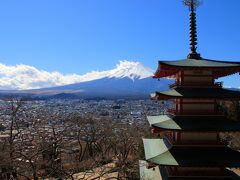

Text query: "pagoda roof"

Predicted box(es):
[139, 160, 161, 180]
[143, 138, 240, 167]
[154, 58, 240, 78]
[159, 58, 240, 68]
[147, 115, 240, 132]
[140, 166, 238, 180]
[152, 87, 240, 99]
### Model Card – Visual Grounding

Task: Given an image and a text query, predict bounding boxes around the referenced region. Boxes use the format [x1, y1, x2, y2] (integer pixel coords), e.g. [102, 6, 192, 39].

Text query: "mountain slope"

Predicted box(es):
[39, 77, 172, 98]
[30, 61, 172, 98]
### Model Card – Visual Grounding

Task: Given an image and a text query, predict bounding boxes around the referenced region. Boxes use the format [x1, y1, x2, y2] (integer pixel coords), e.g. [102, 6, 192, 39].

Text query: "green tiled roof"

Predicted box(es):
[143, 139, 178, 166]
[148, 115, 181, 130]
[139, 160, 161, 180]
[143, 139, 240, 167]
[154, 87, 240, 99]
[147, 115, 240, 131]
[159, 58, 240, 68]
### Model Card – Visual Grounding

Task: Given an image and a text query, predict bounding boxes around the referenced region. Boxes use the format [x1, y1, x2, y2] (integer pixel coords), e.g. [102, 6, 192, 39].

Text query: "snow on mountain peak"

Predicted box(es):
[78, 60, 154, 82]
[108, 60, 154, 80]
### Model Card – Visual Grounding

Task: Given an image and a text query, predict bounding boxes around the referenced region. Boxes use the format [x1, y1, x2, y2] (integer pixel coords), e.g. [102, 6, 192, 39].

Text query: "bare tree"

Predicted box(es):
[0, 97, 25, 179]
[0, 100, 149, 180]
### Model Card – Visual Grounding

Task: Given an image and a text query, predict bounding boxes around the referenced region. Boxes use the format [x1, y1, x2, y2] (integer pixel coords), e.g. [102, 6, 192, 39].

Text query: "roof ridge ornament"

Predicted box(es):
[183, 0, 202, 60]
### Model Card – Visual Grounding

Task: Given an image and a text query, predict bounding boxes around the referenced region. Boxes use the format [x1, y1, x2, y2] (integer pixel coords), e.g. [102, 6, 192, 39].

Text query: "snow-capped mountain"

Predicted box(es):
[104, 61, 154, 80]
[69, 60, 154, 82]
[0, 61, 154, 90]
[32, 61, 171, 98]
[0, 60, 173, 98]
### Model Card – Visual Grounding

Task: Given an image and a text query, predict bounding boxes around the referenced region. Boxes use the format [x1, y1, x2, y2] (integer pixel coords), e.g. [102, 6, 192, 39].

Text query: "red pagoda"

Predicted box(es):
[141, 0, 240, 179]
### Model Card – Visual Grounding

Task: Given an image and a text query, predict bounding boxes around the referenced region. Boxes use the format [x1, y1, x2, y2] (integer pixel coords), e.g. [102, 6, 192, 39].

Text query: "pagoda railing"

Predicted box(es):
[167, 108, 224, 116]
[174, 140, 224, 146]
[164, 134, 223, 146]
[165, 166, 230, 176]
[169, 81, 223, 88]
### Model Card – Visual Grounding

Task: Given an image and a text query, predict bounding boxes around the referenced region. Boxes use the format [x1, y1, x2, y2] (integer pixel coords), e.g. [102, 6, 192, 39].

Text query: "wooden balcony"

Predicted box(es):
[169, 81, 223, 89]
[175, 140, 224, 146]
[163, 134, 224, 146]
[162, 166, 232, 177]
[167, 108, 224, 116]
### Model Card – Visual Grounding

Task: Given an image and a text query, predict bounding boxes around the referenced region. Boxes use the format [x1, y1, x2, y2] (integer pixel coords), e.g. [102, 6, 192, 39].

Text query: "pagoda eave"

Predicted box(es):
[151, 88, 240, 100]
[151, 93, 240, 100]
[143, 139, 240, 168]
[147, 115, 240, 132]
[151, 126, 240, 133]
[142, 165, 236, 180]
[154, 60, 240, 79]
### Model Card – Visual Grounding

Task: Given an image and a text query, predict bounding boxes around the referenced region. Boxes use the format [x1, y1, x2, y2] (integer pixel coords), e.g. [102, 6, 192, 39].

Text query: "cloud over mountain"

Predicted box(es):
[0, 61, 154, 90]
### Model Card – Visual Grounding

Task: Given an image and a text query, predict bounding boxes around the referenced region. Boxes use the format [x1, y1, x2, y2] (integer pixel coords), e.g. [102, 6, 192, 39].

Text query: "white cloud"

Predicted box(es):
[0, 63, 102, 90]
[0, 61, 154, 90]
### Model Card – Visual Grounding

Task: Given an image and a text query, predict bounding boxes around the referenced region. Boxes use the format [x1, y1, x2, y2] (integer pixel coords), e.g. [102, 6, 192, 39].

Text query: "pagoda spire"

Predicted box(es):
[183, 0, 202, 59]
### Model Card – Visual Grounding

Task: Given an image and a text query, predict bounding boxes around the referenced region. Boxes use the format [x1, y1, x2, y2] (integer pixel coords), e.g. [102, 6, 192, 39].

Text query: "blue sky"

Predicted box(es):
[0, 0, 239, 89]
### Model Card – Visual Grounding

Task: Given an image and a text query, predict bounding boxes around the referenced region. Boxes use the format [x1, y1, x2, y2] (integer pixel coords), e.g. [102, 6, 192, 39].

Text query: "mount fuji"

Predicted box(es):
[33, 61, 172, 99]
[0, 61, 173, 99]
